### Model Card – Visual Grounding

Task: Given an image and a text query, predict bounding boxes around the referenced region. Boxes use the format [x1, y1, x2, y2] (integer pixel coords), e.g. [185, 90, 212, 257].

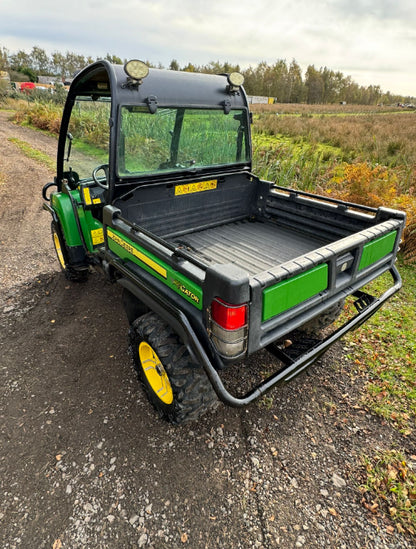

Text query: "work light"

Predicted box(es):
[227, 72, 245, 87]
[124, 60, 149, 82]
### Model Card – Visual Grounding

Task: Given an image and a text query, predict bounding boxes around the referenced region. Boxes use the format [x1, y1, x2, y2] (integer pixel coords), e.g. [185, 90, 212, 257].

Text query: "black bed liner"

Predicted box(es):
[171, 218, 330, 276]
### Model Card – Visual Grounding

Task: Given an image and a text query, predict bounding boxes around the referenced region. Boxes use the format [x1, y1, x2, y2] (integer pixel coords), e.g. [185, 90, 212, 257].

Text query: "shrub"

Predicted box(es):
[12, 101, 62, 135]
[328, 162, 398, 207]
[326, 162, 416, 262]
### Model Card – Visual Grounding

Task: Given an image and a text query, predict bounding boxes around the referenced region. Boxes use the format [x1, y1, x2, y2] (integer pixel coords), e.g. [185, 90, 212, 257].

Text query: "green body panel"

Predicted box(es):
[107, 228, 203, 309]
[51, 190, 104, 253]
[262, 264, 329, 322]
[78, 209, 104, 252]
[358, 231, 397, 271]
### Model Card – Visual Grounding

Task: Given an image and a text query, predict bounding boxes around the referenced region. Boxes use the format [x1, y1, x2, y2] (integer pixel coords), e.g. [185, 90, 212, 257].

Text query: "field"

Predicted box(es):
[2, 97, 416, 536]
[11, 97, 416, 256]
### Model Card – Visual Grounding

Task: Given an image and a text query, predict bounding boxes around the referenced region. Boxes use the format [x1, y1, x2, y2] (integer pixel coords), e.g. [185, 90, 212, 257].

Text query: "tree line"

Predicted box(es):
[1, 45, 413, 105]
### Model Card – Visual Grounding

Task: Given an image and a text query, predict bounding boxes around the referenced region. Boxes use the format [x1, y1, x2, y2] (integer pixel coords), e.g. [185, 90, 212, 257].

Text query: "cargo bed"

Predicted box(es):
[170, 218, 330, 276]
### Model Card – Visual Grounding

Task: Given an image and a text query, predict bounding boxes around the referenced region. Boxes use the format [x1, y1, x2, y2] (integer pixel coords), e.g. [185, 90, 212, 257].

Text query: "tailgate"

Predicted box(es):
[248, 217, 404, 352]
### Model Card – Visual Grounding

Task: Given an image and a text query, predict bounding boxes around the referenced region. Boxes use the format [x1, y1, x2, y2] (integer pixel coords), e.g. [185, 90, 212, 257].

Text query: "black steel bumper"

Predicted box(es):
[179, 265, 402, 407]
[114, 247, 401, 408]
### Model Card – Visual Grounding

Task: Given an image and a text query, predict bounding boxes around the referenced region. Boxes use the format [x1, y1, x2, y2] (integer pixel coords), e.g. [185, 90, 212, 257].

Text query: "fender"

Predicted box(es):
[50, 191, 83, 247]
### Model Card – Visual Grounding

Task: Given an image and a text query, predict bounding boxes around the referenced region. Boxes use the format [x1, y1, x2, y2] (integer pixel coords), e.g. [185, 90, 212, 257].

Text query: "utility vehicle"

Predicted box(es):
[43, 60, 406, 424]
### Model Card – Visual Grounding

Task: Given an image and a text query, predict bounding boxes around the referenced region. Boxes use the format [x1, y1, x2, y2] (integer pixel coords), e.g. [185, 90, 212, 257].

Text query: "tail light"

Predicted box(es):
[209, 298, 248, 358]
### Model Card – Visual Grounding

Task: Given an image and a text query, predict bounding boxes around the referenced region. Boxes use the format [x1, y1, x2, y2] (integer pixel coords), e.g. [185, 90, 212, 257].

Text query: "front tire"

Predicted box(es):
[130, 312, 218, 424]
[51, 220, 88, 282]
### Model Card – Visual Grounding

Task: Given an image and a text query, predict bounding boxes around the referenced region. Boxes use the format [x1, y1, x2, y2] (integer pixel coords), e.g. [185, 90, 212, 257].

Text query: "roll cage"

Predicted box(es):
[56, 61, 252, 202]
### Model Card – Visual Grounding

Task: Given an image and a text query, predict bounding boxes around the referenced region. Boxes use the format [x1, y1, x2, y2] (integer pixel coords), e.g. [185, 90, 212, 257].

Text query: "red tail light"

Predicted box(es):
[211, 298, 247, 330]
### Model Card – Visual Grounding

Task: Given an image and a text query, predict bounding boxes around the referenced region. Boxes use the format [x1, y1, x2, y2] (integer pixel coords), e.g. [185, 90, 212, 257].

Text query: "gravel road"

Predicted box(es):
[0, 110, 414, 549]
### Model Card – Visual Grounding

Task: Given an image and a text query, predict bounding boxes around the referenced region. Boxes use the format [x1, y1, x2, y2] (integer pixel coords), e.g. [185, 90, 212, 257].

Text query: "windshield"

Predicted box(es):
[118, 107, 250, 177]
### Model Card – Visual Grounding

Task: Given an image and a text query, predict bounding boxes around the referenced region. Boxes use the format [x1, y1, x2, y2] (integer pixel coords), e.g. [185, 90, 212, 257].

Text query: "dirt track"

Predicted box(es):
[0, 110, 414, 549]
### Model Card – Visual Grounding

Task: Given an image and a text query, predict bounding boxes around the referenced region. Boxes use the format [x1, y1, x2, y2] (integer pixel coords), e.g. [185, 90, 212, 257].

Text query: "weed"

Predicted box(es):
[252, 133, 341, 191]
[258, 395, 274, 410]
[12, 101, 62, 135]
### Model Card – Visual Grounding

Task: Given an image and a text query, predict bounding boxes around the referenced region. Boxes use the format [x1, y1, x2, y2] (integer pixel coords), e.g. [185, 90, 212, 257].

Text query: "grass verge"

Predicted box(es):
[344, 262, 416, 436]
[8, 137, 55, 171]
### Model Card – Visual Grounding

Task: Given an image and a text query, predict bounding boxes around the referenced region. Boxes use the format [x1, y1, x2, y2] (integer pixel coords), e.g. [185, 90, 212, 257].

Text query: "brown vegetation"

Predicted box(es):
[251, 103, 408, 115]
[324, 163, 416, 263]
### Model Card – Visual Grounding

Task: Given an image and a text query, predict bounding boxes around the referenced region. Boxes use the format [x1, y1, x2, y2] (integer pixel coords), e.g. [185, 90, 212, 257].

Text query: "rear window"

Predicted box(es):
[117, 107, 250, 177]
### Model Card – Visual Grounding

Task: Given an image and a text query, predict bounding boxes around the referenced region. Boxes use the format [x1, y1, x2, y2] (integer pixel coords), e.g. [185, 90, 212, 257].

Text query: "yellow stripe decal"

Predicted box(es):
[107, 229, 167, 278]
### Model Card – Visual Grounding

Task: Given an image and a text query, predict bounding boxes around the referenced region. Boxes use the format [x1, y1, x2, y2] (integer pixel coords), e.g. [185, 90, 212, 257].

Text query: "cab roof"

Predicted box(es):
[69, 60, 248, 111]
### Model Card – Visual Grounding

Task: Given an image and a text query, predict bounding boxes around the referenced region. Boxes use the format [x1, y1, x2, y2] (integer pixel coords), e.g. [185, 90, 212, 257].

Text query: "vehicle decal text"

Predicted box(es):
[107, 228, 203, 309]
[91, 228, 104, 246]
[107, 229, 167, 278]
[175, 180, 217, 196]
[172, 279, 201, 305]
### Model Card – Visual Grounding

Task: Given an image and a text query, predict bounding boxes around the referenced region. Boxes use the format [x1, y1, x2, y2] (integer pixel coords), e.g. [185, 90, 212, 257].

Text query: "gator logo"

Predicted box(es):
[172, 279, 200, 304]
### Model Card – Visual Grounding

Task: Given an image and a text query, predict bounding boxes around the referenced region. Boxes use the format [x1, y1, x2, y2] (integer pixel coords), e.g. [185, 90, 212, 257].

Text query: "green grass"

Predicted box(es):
[251, 133, 345, 190]
[8, 137, 55, 171]
[333, 260, 415, 536]
[71, 138, 109, 163]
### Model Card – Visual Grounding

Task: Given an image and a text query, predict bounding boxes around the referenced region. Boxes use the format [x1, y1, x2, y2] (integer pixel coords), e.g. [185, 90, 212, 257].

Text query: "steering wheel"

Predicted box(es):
[92, 164, 109, 189]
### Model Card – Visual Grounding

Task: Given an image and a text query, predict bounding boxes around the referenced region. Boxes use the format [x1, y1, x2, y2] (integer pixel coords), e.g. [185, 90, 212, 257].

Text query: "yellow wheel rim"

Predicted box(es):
[138, 342, 173, 405]
[53, 231, 66, 269]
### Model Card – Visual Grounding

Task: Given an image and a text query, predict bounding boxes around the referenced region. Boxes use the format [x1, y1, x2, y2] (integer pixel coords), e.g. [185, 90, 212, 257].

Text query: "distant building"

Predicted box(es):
[247, 95, 275, 105]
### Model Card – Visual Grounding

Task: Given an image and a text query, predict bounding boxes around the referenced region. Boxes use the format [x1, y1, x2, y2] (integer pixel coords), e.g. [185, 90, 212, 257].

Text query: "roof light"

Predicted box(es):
[228, 72, 245, 88]
[124, 59, 149, 82]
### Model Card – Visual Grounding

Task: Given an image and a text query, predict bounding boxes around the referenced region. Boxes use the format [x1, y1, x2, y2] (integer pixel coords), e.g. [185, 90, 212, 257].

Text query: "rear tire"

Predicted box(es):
[299, 299, 345, 336]
[51, 220, 88, 282]
[130, 312, 218, 424]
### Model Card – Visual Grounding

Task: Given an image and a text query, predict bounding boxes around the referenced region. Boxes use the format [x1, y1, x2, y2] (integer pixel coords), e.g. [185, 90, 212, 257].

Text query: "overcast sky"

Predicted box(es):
[1, 0, 415, 96]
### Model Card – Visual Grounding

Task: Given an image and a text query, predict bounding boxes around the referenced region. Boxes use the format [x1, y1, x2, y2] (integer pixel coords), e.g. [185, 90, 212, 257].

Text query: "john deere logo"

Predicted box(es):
[172, 279, 200, 304]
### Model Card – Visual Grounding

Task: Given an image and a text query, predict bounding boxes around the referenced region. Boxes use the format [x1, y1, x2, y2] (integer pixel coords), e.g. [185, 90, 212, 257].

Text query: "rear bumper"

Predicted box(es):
[183, 265, 402, 407]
